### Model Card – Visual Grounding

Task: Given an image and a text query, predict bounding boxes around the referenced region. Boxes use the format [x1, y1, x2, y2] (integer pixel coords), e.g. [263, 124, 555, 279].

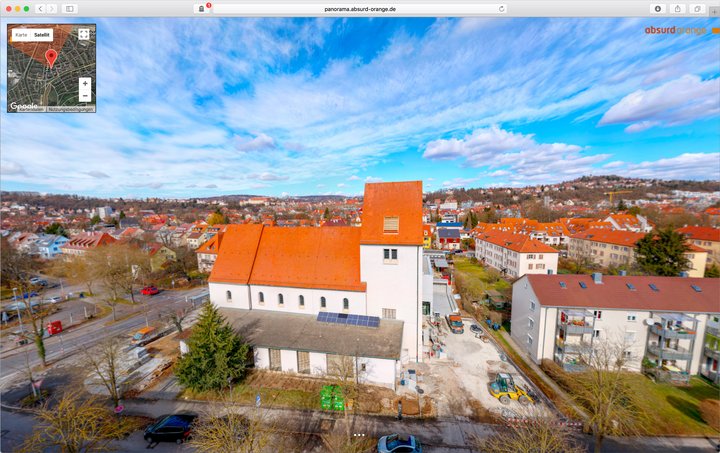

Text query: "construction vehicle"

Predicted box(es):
[445, 314, 464, 334]
[488, 373, 534, 405]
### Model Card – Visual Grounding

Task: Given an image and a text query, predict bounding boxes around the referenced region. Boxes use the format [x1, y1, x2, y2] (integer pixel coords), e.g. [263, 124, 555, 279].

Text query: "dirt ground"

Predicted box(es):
[403, 317, 546, 420]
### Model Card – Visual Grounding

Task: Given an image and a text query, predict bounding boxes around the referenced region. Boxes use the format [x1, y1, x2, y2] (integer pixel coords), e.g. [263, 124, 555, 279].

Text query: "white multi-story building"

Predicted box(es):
[208, 182, 424, 388]
[511, 273, 720, 383]
[474, 231, 558, 278]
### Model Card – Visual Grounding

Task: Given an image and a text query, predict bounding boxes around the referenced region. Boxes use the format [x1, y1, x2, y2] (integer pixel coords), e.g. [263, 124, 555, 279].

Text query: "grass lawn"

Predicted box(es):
[182, 385, 320, 410]
[453, 257, 511, 293]
[626, 375, 720, 436]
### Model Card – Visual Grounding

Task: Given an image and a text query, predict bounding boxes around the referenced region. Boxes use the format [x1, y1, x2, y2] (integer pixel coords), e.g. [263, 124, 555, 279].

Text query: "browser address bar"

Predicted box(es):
[212, 3, 508, 15]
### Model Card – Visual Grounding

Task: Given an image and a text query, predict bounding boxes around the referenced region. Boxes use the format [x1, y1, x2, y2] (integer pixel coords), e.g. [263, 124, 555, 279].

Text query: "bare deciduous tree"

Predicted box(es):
[327, 354, 360, 439]
[190, 400, 278, 453]
[561, 338, 650, 452]
[84, 337, 123, 407]
[18, 390, 135, 453]
[475, 407, 584, 453]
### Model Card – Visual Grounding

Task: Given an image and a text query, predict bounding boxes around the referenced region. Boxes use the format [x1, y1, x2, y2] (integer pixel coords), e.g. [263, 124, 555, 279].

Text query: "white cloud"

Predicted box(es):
[236, 133, 276, 152]
[248, 172, 288, 181]
[84, 171, 110, 179]
[337, 183, 346, 188]
[442, 177, 479, 188]
[204, 184, 218, 189]
[424, 125, 535, 161]
[601, 153, 720, 180]
[348, 175, 361, 181]
[365, 176, 383, 183]
[0, 161, 27, 176]
[599, 75, 720, 132]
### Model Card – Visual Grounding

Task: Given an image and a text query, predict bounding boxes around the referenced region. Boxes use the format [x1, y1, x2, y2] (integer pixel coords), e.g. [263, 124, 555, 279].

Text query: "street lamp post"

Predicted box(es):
[13, 288, 24, 334]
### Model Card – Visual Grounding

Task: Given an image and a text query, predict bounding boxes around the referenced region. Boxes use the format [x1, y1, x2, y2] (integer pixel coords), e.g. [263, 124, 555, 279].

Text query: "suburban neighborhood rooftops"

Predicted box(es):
[571, 228, 644, 246]
[524, 274, 720, 313]
[477, 230, 558, 254]
[677, 226, 720, 242]
[219, 308, 404, 360]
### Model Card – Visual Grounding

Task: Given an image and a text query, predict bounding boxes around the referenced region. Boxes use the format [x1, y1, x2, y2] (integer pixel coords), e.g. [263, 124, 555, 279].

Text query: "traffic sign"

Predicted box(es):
[255, 393, 261, 407]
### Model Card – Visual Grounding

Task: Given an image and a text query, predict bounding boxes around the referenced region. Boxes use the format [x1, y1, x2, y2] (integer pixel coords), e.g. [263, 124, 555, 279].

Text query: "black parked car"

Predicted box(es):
[144, 414, 197, 445]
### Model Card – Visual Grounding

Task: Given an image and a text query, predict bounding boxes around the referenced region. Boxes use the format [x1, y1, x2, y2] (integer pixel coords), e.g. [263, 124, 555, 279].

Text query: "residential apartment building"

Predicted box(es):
[195, 231, 224, 273]
[568, 229, 707, 277]
[60, 232, 117, 257]
[437, 229, 460, 250]
[511, 274, 720, 383]
[422, 225, 433, 249]
[473, 231, 558, 278]
[678, 226, 720, 266]
[208, 181, 424, 388]
[33, 234, 69, 259]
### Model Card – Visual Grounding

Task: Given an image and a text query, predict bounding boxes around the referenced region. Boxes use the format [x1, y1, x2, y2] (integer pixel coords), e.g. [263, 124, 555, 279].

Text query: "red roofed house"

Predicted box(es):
[511, 273, 720, 384]
[603, 213, 653, 233]
[677, 226, 720, 266]
[206, 182, 424, 388]
[473, 231, 558, 278]
[569, 229, 707, 277]
[60, 232, 117, 257]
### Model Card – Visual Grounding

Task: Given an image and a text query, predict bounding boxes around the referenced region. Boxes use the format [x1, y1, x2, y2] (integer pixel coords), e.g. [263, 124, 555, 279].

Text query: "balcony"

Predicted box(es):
[561, 323, 594, 335]
[647, 344, 692, 361]
[707, 325, 720, 338]
[649, 324, 696, 339]
[556, 339, 587, 354]
[704, 346, 720, 361]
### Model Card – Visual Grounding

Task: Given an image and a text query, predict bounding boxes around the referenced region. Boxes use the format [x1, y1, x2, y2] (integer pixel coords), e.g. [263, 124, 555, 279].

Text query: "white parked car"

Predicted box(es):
[45, 296, 62, 304]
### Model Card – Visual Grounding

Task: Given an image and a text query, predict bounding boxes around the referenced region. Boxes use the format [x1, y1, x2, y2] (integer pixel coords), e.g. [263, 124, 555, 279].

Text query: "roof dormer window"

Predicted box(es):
[383, 216, 399, 234]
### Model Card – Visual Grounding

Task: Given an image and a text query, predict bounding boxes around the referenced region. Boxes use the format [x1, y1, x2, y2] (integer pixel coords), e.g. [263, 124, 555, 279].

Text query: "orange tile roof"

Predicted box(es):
[250, 227, 365, 292]
[360, 181, 423, 246]
[477, 231, 558, 254]
[196, 232, 224, 255]
[571, 228, 644, 246]
[677, 226, 720, 242]
[208, 225, 264, 285]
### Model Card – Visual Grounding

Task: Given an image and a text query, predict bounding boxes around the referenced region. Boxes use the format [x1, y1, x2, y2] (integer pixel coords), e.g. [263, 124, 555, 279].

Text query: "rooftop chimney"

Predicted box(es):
[592, 272, 603, 284]
[619, 270, 627, 276]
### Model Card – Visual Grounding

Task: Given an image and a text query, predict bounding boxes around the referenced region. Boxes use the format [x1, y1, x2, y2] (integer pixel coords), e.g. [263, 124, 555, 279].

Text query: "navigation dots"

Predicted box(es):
[45, 49, 58, 69]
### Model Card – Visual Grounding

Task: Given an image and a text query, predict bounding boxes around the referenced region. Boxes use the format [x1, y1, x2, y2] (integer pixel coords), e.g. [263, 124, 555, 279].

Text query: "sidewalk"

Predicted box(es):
[122, 397, 491, 450]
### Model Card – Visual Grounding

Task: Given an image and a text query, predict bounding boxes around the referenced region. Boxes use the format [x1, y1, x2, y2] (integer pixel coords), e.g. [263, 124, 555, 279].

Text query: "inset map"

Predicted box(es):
[7, 24, 96, 113]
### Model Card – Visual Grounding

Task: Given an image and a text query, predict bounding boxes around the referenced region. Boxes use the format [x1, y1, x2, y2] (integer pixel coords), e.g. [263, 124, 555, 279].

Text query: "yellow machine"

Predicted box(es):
[488, 373, 534, 405]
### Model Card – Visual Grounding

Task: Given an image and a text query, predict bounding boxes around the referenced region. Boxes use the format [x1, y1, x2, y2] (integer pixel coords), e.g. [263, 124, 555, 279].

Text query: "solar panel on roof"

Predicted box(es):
[691, 285, 702, 292]
[559, 282, 566, 288]
[316, 312, 380, 328]
[649, 283, 659, 292]
[626, 283, 636, 291]
[579, 282, 587, 289]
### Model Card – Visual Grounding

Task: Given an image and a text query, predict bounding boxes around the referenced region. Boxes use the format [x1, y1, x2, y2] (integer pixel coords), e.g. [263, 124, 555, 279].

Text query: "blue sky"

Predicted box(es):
[1, 17, 719, 197]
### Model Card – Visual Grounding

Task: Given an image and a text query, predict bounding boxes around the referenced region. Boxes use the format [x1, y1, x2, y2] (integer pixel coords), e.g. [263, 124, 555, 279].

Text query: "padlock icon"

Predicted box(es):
[199, 5, 205, 12]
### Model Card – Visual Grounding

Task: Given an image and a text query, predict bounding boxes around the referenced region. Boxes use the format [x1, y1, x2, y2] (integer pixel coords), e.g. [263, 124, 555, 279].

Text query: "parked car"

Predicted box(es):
[141, 286, 160, 296]
[144, 414, 197, 445]
[131, 326, 157, 345]
[13, 291, 38, 300]
[45, 296, 62, 304]
[469, 324, 483, 334]
[378, 434, 422, 453]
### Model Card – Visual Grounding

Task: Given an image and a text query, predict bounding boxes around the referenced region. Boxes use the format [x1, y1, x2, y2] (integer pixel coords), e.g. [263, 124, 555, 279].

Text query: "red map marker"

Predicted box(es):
[45, 49, 58, 69]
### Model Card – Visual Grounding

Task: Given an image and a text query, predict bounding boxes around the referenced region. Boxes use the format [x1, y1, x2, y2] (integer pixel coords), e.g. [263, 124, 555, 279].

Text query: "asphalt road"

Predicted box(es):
[0, 285, 208, 386]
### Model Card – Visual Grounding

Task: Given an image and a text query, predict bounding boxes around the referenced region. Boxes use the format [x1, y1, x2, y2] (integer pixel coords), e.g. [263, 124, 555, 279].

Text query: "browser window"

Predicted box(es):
[1, 1, 719, 451]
